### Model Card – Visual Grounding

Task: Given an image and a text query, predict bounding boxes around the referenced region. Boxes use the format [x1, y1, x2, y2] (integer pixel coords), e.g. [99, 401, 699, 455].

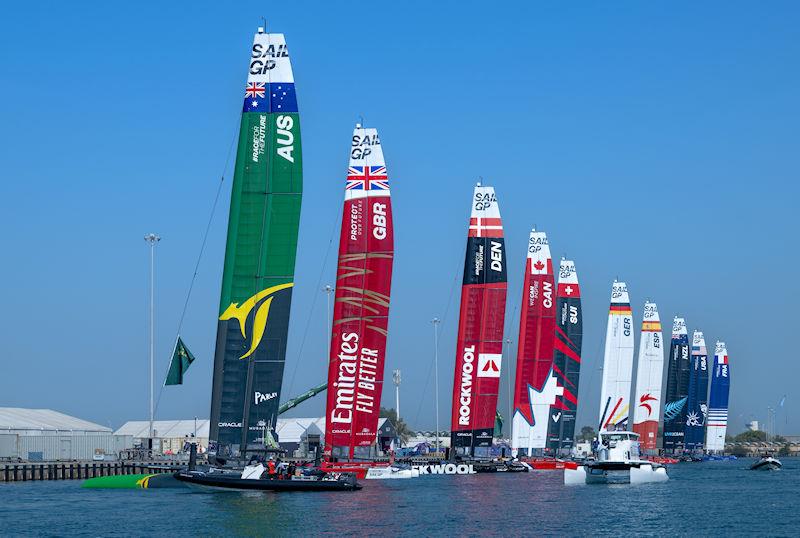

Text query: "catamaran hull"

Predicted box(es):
[565, 463, 668, 485]
[173, 471, 361, 491]
[364, 466, 419, 479]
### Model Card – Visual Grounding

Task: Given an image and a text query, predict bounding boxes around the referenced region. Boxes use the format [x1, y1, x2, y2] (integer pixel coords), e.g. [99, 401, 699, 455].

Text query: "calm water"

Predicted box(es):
[1, 459, 797, 537]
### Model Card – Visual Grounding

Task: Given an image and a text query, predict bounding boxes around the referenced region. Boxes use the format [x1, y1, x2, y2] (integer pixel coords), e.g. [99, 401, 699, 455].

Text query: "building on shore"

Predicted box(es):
[114, 420, 210, 455]
[0, 408, 131, 461]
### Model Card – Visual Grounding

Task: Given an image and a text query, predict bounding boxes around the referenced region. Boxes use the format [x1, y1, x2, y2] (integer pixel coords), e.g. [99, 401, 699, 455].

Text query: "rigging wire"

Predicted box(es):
[153, 116, 240, 417]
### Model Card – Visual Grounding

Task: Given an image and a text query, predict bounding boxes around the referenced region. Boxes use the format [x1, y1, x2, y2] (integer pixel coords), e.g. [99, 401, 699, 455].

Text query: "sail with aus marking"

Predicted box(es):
[511, 230, 556, 455]
[632, 301, 665, 451]
[705, 341, 730, 453]
[546, 259, 582, 452]
[209, 28, 303, 458]
[324, 125, 394, 461]
[450, 185, 508, 457]
[598, 282, 635, 431]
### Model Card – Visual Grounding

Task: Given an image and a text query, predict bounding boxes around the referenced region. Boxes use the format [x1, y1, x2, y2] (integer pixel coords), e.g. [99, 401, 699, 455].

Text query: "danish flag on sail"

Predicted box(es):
[324, 125, 394, 460]
[449, 185, 507, 456]
[511, 230, 557, 455]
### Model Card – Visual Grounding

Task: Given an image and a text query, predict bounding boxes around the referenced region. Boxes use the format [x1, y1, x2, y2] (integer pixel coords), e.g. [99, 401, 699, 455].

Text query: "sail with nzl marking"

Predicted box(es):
[663, 317, 690, 452]
[324, 125, 394, 461]
[684, 331, 709, 451]
[598, 282, 634, 432]
[705, 341, 730, 453]
[546, 259, 582, 452]
[632, 302, 664, 451]
[450, 185, 507, 457]
[511, 230, 556, 456]
[209, 28, 303, 458]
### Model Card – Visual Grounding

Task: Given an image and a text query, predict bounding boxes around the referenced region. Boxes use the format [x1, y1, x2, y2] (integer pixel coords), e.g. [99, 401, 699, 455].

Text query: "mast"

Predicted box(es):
[546, 259, 582, 453]
[684, 331, 709, 451]
[662, 317, 690, 452]
[598, 281, 634, 432]
[510, 230, 556, 456]
[324, 125, 394, 461]
[631, 301, 664, 451]
[209, 28, 303, 458]
[449, 185, 508, 458]
[705, 342, 730, 453]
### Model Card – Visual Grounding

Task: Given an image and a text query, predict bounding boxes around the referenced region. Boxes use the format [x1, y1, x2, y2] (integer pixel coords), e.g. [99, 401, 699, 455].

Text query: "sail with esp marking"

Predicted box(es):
[598, 282, 635, 431]
[631, 302, 664, 451]
[511, 230, 556, 455]
[449, 185, 508, 457]
[209, 28, 303, 457]
[324, 125, 394, 461]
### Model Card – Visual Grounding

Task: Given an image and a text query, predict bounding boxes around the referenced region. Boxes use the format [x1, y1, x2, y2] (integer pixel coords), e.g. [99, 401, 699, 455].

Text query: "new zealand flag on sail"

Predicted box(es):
[243, 83, 298, 113]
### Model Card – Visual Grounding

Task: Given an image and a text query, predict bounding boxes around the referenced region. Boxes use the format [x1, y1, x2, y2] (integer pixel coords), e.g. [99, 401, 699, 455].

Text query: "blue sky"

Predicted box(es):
[1, 1, 798, 435]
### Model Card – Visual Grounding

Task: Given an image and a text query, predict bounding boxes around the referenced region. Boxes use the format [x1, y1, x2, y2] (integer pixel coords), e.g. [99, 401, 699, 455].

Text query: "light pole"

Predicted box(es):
[393, 370, 402, 421]
[432, 318, 441, 455]
[324, 285, 334, 359]
[144, 233, 161, 442]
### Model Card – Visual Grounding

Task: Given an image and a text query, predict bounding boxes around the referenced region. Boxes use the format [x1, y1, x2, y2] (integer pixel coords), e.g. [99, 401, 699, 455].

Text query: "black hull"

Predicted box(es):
[173, 472, 361, 491]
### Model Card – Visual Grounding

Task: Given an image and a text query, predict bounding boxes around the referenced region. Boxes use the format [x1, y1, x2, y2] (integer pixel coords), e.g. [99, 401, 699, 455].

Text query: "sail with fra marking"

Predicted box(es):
[511, 230, 556, 455]
[324, 125, 394, 461]
[598, 282, 634, 431]
[705, 341, 730, 453]
[684, 331, 709, 451]
[209, 28, 303, 458]
[546, 259, 582, 452]
[632, 301, 664, 451]
[449, 185, 508, 457]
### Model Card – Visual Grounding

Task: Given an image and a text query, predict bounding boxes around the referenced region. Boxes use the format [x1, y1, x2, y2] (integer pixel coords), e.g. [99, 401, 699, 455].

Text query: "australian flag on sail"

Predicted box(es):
[346, 166, 389, 191]
[243, 82, 298, 113]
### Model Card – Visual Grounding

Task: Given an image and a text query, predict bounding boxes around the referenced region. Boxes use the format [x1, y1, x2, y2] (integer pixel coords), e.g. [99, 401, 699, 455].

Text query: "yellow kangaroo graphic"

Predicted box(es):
[219, 282, 293, 360]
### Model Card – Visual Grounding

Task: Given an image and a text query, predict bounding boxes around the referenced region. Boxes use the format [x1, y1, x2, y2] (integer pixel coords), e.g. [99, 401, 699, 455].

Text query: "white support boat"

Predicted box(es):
[750, 456, 782, 471]
[564, 431, 668, 485]
[365, 464, 420, 480]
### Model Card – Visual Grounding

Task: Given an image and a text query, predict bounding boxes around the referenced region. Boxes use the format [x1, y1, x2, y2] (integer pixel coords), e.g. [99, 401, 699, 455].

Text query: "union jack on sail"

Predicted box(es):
[346, 165, 389, 191]
[245, 82, 266, 98]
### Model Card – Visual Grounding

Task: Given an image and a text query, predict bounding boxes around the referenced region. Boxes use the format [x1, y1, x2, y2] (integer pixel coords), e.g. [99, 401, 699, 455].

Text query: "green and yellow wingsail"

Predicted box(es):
[209, 28, 302, 456]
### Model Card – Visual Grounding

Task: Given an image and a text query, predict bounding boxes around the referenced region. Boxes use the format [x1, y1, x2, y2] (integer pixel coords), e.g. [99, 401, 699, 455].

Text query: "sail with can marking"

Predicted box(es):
[511, 230, 556, 455]
[546, 259, 582, 452]
[209, 29, 303, 457]
[324, 125, 394, 461]
[598, 282, 635, 431]
[449, 185, 508, 457]
[705, 341, 730, 452]
[632, 301, 665, 451]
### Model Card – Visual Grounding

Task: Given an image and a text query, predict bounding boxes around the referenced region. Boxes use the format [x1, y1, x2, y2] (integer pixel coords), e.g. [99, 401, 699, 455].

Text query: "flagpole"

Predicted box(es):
[145, 233, 161, 442]
[432, 317, 441, 456]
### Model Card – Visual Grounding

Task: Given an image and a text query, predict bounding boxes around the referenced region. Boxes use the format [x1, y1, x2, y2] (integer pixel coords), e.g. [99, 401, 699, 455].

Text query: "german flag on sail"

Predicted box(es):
[609, 304, 632, 315]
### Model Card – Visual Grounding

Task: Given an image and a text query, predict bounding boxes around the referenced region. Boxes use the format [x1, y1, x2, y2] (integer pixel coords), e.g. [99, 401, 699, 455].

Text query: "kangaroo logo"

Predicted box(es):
[219, 282, 293, 360]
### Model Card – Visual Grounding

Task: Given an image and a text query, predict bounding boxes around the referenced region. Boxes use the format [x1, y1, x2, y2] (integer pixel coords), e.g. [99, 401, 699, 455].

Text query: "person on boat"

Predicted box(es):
[267, 458, 276, 479]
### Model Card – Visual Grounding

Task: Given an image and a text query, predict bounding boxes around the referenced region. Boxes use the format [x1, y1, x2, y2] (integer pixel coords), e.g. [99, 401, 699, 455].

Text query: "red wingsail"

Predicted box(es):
[449, 185, 508, 457]
[325, 125, 393, 461]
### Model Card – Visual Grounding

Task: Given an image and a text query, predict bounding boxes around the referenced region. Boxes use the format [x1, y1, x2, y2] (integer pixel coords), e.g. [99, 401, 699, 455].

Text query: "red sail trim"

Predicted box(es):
[554, 335, 581, 363]
[603, 398, 623, 429]
[551, 362, 576, 389]
[561, 388, 578, 405]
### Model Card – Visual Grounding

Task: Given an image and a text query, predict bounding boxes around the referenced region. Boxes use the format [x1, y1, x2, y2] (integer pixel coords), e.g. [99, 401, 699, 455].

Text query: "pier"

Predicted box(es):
[1, 462, 180, 483]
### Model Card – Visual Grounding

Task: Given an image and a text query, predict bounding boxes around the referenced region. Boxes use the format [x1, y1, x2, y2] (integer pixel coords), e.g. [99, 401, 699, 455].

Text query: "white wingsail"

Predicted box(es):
[631, 302, 664, 450]
[598, 281, 635, 431]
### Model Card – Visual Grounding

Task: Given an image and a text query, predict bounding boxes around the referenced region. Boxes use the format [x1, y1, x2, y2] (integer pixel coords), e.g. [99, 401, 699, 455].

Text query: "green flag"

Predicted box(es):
[165, 336, 196, 386]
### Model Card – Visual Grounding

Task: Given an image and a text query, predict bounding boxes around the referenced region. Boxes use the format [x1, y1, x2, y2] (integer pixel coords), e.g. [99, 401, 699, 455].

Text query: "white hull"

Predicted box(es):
[565, 462, 668, 485]
[365, 466, 420, 480]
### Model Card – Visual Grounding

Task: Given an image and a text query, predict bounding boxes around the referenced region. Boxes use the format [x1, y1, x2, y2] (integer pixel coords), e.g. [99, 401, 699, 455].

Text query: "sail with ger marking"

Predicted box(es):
[598, 281, 634, 431]
[449, 185, 508, 457]
[662, 317, 690, 451]
[324, 125, 394, 461]
[546, 259, 582, 452]
[632, 301, 664, 451]
[705, 341, 730, 453]
[209, 28, 303, 457]
[511, 230, 556, 455]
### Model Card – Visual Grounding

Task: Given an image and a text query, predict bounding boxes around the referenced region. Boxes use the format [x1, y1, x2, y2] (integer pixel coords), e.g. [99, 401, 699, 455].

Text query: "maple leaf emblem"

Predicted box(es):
[534, 260, 545, 271]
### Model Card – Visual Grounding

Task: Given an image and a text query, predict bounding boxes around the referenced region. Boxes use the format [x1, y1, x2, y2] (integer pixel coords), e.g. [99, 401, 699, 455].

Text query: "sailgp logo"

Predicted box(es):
[219, 283, 294, 359]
